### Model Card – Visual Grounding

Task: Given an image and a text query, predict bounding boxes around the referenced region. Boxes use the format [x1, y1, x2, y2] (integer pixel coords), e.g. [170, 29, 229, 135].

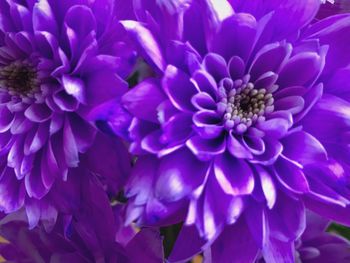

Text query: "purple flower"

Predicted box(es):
[255, 211, 350, 262]
[0, 0, 132, 227]
[0, 174, 164, 263]
[318, 0, 350, 18]
[104, 0, 350, 262]
[294, 212, 350, 263]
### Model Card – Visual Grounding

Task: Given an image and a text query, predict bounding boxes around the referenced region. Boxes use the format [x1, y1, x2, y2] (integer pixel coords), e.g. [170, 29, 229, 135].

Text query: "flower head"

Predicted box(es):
[0, 0, 132, 227]
[256, 211, 350, 262]
[104, 0, 350, 262]
[295, 212, 350, 263]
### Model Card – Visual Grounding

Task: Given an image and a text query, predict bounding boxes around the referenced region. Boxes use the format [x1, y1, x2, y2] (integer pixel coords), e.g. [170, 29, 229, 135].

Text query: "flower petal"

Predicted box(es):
[282, 131, 327, 166]
[191, 92, 217, 111]
[169, 225, 207, 263]
[33, 0, 58, 35]
[161, 113, 193, 145]
[203, 53, 228, 81]
[274, 96, 305, 115]
[163, 65, 198, 112]
[228, 56, 245, 80]
[24, 123, 49, 155]
[242, 135, 265, 156]
[24, 103, 52, 123]
[0, 167, 25, 213]
[61, 75, 86, 104]
[266, 190, 306, 242]
[191, 70, 217, 99]
[186, 136, 226, 161]
[123, 78, 166, 123]
[256, 118, 291, 139]
[304, 14, 350, 73]
[121, 20, 165, 71]
[53, 90, 79, 112]
[214, 152, 255, 195]
[85, 69, 128, 107]
[155, 148, 209, 202]
[211, 13, 257, 62]
[0, 106, 14, 132]
[249, 42, 292, 81]
[210, 217, 259, 263]
[278, 51, 326, 87]
[251, 139, 283, 165]
[256, 165, 277, 209]
[63, 117, 79, 167]
[303, 195, 350, 227]
[227, 133, 253, 159]
[274, 156, 310, 194]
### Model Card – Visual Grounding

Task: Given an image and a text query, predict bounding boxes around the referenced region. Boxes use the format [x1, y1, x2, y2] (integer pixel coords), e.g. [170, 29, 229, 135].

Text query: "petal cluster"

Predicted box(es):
[1, 1, 350, 262]
[102, 0, 350, 262]
[0, 0, 131, 226]
[0, 174, 163, 263]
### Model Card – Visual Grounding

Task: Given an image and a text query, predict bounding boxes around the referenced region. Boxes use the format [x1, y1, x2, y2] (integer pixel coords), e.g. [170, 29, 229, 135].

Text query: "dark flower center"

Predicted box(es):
[0, 61, 39, 96]
[217, 77, 274, 134]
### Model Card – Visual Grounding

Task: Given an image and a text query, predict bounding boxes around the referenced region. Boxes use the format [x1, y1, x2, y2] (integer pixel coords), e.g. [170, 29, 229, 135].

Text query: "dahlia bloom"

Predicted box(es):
[256, 211, 350, 262]
[0, 0, 132, 227]
[103, 0, 350, 262]
[294, 212, 350, 263]
[0, 175, 163, 263]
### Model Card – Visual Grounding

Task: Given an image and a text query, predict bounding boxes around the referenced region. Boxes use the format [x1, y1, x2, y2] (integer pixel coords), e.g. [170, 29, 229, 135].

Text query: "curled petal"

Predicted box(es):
[191, 92, 217, 111]
[33, 0, 58, 35]
[278, 50, 326, 87]
[228, 56, 245, 80]
[274, 96, 305, 115]
[227, 133, 253, 159]
[61, 75, 86, 104]
[251, 139, 283, 165]
[24, 103, 52, 123]
[249, 42, 292, 80]
[242, 135, 265, 156]
[191, 70, 217, 98]
[282, 131, 327, 166]
[274, 156, 310, 194]
[186, 136, 226, 161]
[203, 53, 228, 81]
[256, 118, 291, 139]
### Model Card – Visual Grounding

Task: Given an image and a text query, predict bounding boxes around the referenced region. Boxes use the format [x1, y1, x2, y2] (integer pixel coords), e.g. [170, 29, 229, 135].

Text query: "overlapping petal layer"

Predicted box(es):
[0, 0, 132, 227]
[103, 1, 350, 262]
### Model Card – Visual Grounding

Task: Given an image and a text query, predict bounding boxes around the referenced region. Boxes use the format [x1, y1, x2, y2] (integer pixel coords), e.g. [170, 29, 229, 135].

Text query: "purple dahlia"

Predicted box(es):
[294, 212, 350, 263]
[0, 175, 164, 263]
[103, 0, 350, 262]
[0, 0, 132, 227]
[256, 211, 350, 263]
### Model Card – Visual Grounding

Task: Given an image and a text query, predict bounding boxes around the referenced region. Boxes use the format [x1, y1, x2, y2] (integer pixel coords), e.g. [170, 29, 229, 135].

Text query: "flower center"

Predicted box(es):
[0, 61, 39, 97]
[217, 77, 274, 134]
